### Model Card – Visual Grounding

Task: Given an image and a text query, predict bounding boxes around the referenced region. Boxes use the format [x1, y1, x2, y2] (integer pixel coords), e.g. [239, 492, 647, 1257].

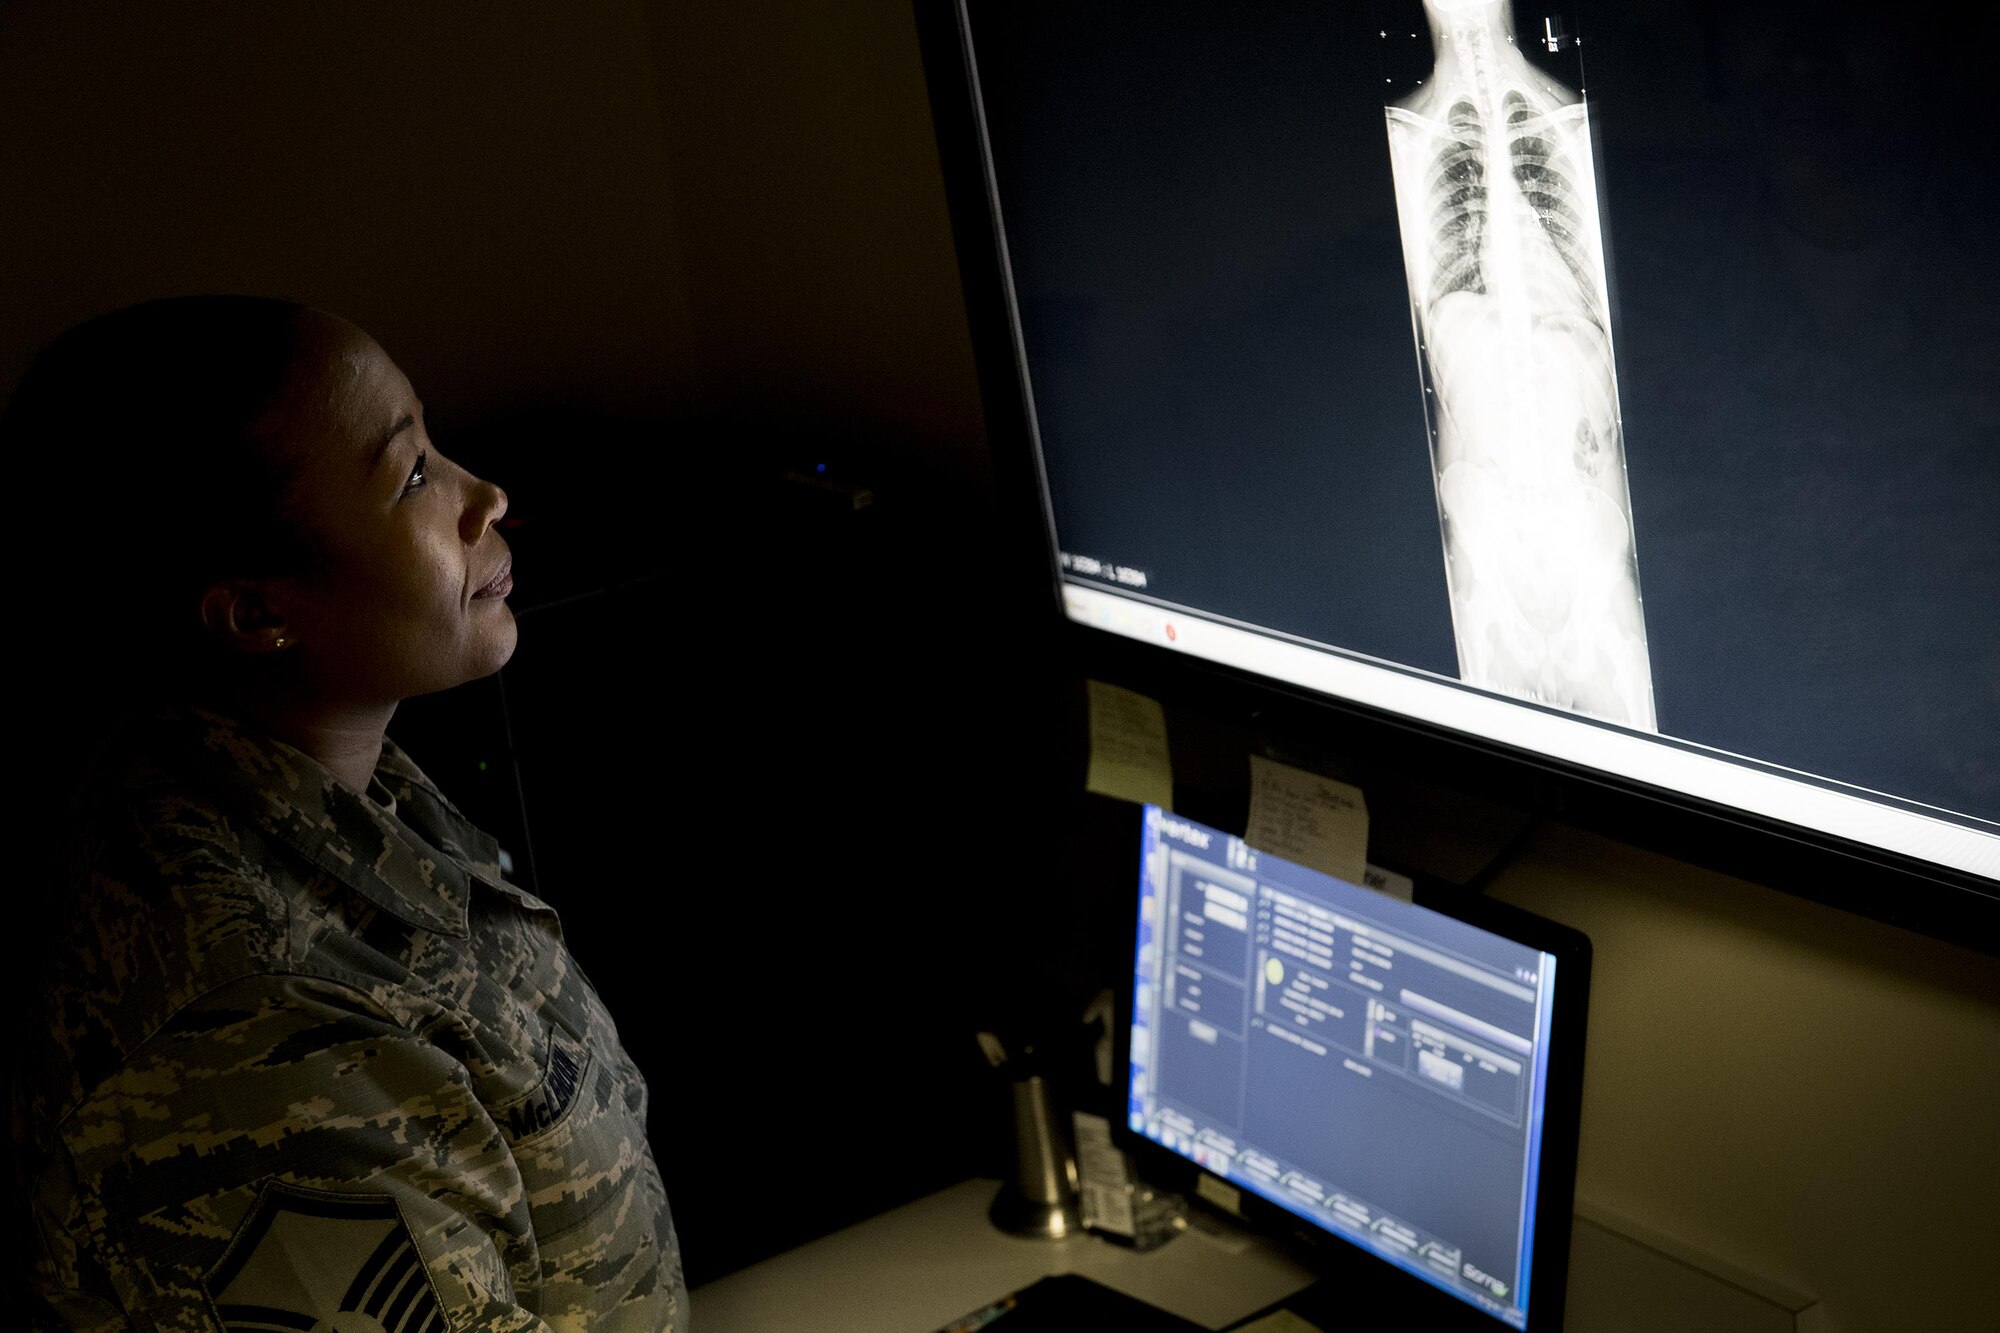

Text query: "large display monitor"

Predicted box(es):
[920, 1, 1999, 910]
[1120, 805, 1591, 1329]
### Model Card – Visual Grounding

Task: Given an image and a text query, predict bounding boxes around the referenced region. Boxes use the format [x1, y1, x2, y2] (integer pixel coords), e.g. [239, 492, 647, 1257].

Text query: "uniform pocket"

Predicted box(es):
[495, 1019, 647, 1241]
[530, 1158, 686, 1333]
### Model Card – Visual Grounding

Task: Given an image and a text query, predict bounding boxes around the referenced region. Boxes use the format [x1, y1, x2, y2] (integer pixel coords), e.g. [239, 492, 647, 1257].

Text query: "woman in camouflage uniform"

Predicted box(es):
[8, 297, 685, 1331]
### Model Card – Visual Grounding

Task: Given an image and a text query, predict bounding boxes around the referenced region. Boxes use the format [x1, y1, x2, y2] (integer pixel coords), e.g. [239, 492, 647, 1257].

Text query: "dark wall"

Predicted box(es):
[0, 0, 697, 421]
[644, 0, 987, 482]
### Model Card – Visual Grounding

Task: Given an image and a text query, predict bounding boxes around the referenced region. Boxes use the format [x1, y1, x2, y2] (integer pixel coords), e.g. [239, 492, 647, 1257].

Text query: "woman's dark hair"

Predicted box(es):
[4, 297, 321, 1245]
[3, 298, 324, 1135]
[5, 295, 318, 706]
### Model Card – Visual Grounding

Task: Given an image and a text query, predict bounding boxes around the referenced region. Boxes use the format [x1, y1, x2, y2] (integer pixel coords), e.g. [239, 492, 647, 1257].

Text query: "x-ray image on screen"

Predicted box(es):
[1386, 0, 1656, 729]
[952, 0, 2000, 882]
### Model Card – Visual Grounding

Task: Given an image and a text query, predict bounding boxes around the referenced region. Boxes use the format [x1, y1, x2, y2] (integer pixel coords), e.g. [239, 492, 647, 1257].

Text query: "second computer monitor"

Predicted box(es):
[1120, 806, 1591, 1329]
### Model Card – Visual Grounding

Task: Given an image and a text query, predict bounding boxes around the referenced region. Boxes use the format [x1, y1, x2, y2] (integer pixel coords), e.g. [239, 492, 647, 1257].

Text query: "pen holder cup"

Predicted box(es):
[988, 1074, 1082, 1239]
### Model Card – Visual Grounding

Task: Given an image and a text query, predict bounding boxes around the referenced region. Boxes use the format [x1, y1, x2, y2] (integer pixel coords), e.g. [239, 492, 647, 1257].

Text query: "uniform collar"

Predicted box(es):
[155, 707, 502, 938]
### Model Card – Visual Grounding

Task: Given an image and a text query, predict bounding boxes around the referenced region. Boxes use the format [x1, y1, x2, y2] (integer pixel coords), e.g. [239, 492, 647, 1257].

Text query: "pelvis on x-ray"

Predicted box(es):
[1386, 0, 1656, 729]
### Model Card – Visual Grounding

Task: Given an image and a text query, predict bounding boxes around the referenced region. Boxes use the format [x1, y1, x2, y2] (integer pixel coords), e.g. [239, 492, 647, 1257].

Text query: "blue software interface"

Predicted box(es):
[1128, 806, 1559, 1328]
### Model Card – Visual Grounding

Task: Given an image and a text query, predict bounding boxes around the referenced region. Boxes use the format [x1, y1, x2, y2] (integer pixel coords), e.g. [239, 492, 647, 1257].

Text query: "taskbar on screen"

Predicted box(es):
[1127, 1101, 1528, 1328]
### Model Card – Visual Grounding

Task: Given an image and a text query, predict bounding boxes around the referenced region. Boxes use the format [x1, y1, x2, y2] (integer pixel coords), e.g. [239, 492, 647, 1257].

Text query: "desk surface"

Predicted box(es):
[689, 1178, 1823, 1333]
[688, 1178, 1316, 1333]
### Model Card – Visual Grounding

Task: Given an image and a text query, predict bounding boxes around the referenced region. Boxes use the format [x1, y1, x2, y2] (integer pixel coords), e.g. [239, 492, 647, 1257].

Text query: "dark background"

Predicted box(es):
[386, 415, 1121, 1284]
[969, 0, 2000, 825]
[3, 3, 1997, 1326]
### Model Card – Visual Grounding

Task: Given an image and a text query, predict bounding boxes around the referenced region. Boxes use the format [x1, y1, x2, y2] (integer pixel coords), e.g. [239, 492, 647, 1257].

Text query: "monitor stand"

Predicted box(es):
[1272, 1277, 1385, 1326]
[1234, 1268, 1490, 1330]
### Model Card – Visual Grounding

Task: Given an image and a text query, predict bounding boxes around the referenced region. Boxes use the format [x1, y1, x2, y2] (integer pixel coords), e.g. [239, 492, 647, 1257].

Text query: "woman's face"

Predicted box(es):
[244, 311, 517, 706]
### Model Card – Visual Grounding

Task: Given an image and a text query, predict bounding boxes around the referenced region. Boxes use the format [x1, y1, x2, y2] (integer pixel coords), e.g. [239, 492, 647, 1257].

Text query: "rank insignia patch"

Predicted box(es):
[206, 1184, 446, 1333]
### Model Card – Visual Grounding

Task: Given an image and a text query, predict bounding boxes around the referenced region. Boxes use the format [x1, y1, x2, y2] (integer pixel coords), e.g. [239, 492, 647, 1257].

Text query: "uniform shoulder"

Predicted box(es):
[81, 741, 299, 966]
[24, 737, 303, 1147]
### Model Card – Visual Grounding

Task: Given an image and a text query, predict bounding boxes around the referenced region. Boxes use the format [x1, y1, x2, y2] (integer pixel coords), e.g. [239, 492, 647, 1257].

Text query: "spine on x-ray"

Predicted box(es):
[1386, 0, 1655, 730]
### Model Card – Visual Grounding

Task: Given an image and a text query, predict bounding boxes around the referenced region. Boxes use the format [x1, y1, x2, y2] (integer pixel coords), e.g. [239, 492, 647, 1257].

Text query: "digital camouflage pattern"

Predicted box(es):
[16, 707, 684, 1331]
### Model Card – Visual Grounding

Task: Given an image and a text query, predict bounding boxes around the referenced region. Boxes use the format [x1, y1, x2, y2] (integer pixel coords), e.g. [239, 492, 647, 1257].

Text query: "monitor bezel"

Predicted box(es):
[1110, 803, 1594, 1331]
[910, 0, 2000, 945]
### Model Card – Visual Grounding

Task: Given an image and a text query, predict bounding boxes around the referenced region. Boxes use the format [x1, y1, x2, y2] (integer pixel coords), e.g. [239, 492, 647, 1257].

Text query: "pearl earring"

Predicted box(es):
[274, 637, 287, 649]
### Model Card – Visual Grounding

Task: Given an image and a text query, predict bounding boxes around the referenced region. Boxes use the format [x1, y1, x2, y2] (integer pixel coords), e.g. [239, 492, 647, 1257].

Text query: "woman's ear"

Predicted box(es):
[198, 579, 293, 655]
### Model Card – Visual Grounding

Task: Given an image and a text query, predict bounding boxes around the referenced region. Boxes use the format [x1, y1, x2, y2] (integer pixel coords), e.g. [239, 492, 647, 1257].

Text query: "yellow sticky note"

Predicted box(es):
[1230, 1311, 1324, 1333]
[1245, 755, 1368, 885]
[1085, 680, 1173, 808]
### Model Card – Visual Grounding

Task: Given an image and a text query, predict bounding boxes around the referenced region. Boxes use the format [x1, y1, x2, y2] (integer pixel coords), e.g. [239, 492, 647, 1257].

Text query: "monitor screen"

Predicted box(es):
[951, 1, 1999, 884]
[1126, 806, 1578, 1328]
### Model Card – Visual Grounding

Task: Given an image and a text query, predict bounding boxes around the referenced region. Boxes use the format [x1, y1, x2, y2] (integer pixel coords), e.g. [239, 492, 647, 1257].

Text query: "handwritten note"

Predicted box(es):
[1245, 755, 1369, 885]
[1084, 680, 1174, 808]
[1363, 863, 1416, 903]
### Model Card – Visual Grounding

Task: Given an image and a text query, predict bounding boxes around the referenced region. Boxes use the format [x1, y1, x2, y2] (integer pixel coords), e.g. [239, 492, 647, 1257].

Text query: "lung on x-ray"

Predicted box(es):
[1385, 0, 1656, 730]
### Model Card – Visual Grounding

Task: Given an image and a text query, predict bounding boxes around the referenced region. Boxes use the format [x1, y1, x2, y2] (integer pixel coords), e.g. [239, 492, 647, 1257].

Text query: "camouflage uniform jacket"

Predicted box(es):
[17, 707, 685, 1331]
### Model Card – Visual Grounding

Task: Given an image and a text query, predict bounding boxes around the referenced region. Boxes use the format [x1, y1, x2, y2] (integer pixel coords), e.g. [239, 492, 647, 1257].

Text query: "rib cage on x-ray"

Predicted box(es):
[1386, 0, 1656, 730]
